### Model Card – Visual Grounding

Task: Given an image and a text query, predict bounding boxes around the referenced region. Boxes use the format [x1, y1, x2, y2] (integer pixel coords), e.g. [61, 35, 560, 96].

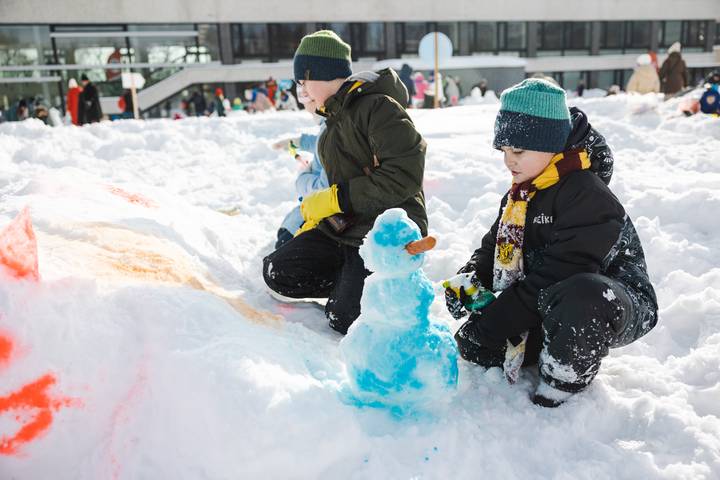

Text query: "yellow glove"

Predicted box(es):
[294, 185, 342, 237]
[295, 218, 320, 236]
[300, 184, 341, 223]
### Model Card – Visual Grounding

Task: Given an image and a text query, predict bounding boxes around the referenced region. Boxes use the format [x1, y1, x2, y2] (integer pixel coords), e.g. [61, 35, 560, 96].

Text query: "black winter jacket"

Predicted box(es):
[460, 171, 658, 346]
[567, 107, 613, 185]
[78, 82, 103, 124]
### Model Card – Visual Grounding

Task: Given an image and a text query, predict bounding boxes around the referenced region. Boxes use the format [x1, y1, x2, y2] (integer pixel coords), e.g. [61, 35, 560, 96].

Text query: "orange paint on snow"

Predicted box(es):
[106, 185, 158, 209]
[0, 373, 79, 456]
[0, 207, 39, 281]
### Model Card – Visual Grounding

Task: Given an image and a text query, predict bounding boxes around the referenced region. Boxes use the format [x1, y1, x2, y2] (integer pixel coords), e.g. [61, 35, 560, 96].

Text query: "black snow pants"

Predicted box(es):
[263, 228, 370, 334]
[456, 272, 657, 392]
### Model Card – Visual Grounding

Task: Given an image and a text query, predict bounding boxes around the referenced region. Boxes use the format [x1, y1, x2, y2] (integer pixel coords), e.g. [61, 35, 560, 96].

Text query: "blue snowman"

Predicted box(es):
[339, 208, 458, 418]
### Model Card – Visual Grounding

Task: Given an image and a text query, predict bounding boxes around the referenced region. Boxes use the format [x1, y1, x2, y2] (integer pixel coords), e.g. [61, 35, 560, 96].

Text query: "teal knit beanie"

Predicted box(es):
[293, 30, 352, 82]
[493, 78, 571, 153]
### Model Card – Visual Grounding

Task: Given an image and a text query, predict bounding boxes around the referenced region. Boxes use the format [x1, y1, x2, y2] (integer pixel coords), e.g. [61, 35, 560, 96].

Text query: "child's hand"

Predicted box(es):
[443, 272, 495, 319]
[445, 286, 470, 319]
[271, 137, 300, 151]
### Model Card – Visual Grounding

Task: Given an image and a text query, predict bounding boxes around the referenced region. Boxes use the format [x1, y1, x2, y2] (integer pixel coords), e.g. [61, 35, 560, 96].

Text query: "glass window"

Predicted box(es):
[353, 23, 385, 55]
[626, 21, 651, 49]
[565, 22, 590, 51]
[600, 22, 624, 50]
[0, 26, 53, 66]
[682, 20, 706, 48]
[504, 22, 526, 51]
[399, 22, 428, 54]
[538, 22, 563, 51]
[236, 24, 269, 57]
[325, 23, 352, 44]
[659, 21, 682, 48]
[436, 22, 459, 52]
[474, 22, 497, 52]
[128, 32, 202, 65]
[269, 23, 306, 59]
[596, 70, 615, 89]
[197, 24, 220, 62]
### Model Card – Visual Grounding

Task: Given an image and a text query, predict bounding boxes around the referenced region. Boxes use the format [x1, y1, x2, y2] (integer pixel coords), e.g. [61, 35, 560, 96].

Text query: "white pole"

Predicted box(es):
[130, 72, 139, 120]
[433, 31, 439, 109]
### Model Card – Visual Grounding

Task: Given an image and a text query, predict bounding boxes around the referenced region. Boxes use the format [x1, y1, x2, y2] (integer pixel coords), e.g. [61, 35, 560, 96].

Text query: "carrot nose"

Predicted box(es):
[405, 236, 437, 255]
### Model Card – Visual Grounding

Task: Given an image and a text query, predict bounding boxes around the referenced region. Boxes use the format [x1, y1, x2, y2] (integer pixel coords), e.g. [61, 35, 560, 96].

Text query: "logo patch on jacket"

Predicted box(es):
[532, 213, 554, 225]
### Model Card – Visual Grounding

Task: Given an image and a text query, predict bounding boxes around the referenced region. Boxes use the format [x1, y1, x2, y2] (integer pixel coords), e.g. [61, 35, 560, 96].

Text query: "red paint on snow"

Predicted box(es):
[0, 373, 79, 456]
[107, 363, 148, 480]
[0, 334, 12, 366]
[0, 207, 39, 281]
[106, 185, 158, 209]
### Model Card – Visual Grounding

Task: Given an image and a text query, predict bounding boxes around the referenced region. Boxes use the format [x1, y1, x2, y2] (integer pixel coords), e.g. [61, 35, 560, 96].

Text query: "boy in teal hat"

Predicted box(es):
[263, 30, 428, 334]
[444, 78, 658, 407]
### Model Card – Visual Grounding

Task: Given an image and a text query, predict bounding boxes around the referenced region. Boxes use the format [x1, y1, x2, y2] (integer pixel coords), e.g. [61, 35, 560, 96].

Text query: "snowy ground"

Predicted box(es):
[1, 93, 719, 479]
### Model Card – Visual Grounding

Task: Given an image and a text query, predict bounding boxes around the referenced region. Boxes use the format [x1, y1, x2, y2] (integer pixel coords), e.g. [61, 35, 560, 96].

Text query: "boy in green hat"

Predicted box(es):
[263, 30, 427, 334]
[444, 78, 658, 407]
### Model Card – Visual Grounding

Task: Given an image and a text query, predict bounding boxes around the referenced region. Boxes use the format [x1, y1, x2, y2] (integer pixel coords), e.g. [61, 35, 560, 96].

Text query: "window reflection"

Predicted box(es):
[0, 26, 53, 66]
[269, 23, 306, 59]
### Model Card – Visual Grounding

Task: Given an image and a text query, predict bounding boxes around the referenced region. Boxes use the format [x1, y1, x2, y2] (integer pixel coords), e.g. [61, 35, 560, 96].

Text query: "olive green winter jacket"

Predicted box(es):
[316, 68, 428, 246]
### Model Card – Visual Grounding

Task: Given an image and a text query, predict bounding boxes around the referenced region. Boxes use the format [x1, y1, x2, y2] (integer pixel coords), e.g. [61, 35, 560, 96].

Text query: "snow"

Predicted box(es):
[1, 92, 719, 478]
[340, 209, 458, 418]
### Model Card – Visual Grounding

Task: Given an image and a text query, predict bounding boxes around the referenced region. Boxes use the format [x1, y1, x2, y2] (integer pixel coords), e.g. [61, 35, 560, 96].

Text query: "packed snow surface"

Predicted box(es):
[1, 93, 719, 479]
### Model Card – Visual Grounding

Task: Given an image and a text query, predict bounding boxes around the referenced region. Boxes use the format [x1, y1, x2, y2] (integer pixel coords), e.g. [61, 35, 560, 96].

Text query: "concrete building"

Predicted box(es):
[1, 0, 718, 117]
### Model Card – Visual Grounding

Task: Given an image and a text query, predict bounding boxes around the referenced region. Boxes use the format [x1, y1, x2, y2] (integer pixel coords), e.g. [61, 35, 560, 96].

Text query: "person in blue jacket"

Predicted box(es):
[273, 122, 328, 248]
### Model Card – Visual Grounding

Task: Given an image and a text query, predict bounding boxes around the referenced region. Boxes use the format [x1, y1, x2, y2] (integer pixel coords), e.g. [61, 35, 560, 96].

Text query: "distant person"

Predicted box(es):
[399, 64, 415, 107]
[213, 88, 226, 117]
[626, 54, 661, 94]
[276, 90, 299, 111]
[190, 90, 208, 116]
[66, 78, 82, 125]
[606, 85, 621, 96]
[576, 79, 586, 97]
[248, 88, 274, 113]
[476, 79, 488, 97]
[648, 50, 659, 73]
[699, 71, 720, 115]
[424, 72, 445, 108]
[231, 97, 244, 111]
[445, 75, 460, 106]
[118, 89, 134, 118]
[16, 99, 29, 121]
[78, 74, 103, 124]
[266, 77, 278, 106]
[413, 72, 428, 108]
[659, 42, 689, 96]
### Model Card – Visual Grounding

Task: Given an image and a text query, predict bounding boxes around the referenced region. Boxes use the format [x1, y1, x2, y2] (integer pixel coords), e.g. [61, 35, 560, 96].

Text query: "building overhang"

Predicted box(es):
[1, 0, 719, 24]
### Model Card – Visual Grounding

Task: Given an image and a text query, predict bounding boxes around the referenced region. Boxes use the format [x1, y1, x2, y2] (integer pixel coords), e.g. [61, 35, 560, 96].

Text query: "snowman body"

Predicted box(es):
[339, 209, 458, 417]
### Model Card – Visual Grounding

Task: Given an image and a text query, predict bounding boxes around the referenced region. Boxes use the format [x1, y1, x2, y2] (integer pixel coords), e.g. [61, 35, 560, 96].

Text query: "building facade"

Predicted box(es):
[1, 0, 718, 115]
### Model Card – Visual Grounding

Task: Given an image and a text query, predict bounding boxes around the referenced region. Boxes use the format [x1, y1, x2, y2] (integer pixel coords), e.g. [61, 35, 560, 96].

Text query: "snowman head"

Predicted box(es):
[360, 209, 426, 278]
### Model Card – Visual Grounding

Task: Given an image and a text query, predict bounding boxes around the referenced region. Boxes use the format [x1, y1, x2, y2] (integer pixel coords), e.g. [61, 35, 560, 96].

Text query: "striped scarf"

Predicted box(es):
[493, 149, 590, 291]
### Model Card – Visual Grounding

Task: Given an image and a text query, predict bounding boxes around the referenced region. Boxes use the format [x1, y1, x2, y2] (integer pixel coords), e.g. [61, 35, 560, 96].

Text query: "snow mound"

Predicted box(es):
[1, 99, 719, 479]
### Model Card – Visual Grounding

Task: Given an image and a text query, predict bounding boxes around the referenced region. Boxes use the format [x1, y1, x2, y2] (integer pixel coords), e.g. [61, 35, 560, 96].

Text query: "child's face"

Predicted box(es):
[297, 80, 339, 113]
[501, 147, 555, 184]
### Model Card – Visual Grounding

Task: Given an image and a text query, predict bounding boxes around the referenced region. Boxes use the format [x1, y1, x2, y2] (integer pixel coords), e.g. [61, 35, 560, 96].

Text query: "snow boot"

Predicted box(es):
[532, 380, 575, 408]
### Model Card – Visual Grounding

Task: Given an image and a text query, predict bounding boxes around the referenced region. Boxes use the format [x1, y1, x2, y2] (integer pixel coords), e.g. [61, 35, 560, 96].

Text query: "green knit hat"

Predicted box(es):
[293, 30, 352, 82]
[493, 78, 571, 153]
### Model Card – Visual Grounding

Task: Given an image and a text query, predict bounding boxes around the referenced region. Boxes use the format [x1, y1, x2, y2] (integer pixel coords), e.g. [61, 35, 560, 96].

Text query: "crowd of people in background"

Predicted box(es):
[1, 42, 718, 126]
[178, 77, 299, 118]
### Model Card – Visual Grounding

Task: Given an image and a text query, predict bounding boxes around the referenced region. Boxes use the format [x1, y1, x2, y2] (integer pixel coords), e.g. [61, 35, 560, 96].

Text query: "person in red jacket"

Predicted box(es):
[66, 78, 82, 126]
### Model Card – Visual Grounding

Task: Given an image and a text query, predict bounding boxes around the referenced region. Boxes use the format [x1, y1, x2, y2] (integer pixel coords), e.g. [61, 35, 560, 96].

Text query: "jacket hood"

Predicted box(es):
[565, 107, 590, 149]
[322, 68, 409, 115]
